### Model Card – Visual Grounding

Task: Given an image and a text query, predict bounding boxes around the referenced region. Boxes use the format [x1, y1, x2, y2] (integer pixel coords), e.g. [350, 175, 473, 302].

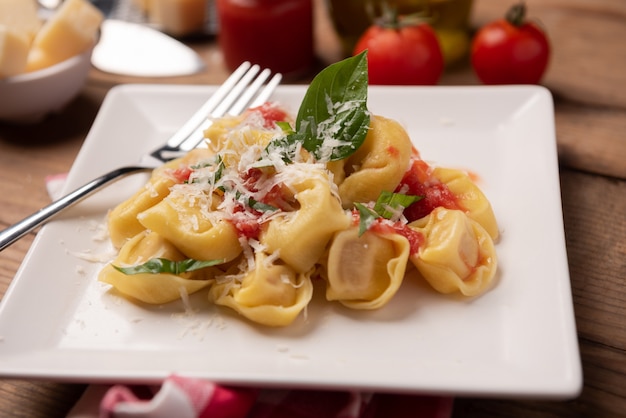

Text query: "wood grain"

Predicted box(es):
[0, 380, 86, 418]
[554, 102, 626, 179]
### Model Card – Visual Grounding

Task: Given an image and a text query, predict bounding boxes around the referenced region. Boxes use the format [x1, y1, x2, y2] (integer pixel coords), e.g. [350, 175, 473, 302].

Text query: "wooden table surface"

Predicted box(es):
[1, 0, 625, 416]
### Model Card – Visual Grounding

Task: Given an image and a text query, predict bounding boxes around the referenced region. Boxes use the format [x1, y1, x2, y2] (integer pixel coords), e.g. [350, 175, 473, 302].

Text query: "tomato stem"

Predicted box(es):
[375, 3, 400, 29]
[374, 1, 431, 30]
[505, 2, 527, 27]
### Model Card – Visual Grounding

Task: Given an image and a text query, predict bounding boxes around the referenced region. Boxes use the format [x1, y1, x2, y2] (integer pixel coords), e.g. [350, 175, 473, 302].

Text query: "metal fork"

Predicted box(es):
[0, 62, 282, 251]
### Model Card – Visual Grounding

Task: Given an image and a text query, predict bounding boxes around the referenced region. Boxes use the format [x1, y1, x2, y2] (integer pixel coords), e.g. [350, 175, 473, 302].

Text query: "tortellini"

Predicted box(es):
[98, 102, 500, 327]
[261, 168, 351, 273]
[137, 192, 242, 263]
[209, 252, 314, 327]
[108, 148, 214, 248]
[324, 226, 410, 309]
[409, 208, 497, 296]
[430, 167, 499, 240]
[204, 113, 278, 168]
[327, 115, 412, 209]
[99, 231, 215, 304]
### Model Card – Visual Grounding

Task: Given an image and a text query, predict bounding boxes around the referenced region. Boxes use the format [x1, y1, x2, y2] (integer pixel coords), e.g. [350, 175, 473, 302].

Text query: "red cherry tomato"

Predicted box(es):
[353, 20, 444, 85]
[471, 3, 550, 85]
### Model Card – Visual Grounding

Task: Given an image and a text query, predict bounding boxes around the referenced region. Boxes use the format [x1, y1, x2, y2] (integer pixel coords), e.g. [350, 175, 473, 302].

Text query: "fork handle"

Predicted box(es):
[0, 166, 151, 252]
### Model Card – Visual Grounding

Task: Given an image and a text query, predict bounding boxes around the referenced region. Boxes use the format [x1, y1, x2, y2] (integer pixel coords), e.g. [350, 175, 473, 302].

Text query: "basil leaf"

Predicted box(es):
[190, 155, 224, 185]
[275, 121, 294, 134]
[113, 258, 224, 276]
[213, 155, 225, 182]
[354, 202, 379, 236]
[263, 134, 298, 163]
[234, 190, 279, 213]
[264, 52, 370, 163]
[294, 51, 370, 161]
[373, 191, 422, 219]
[354, 192, 422, 236]
[248, 198, 279, 213]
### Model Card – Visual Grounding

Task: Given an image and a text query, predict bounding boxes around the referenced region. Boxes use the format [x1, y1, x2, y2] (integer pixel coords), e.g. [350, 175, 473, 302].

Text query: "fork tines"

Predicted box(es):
[160, 62, 282, 158]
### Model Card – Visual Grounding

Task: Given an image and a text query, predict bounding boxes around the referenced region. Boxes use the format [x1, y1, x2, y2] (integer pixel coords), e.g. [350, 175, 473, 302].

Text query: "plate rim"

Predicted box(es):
[0, 84, 582, 399]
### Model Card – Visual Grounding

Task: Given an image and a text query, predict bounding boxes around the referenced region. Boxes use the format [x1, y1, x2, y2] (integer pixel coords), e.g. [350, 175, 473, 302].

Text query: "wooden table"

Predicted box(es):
[1, 0, 624, 416]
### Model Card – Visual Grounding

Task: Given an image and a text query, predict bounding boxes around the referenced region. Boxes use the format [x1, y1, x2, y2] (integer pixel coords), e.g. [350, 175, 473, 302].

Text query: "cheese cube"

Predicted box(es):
[24, 47, 61, 74]
[149, 0, 206, 36]
[0, 26, 30, 78]
[27, 0, 104, 72]
[0, 0, 42, 43]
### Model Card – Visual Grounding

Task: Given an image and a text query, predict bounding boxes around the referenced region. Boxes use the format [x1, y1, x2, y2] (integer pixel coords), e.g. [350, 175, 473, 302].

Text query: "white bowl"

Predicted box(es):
[0, 46, 94, 123]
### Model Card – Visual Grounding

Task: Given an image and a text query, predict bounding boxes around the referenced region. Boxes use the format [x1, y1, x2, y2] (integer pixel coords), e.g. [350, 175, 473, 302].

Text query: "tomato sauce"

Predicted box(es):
[217, 0, 314, 77]
[249, 102, 289, 128]
[386, 145, 400, 158]
[231, 167, 297, 239]
[351, 210, 424, 255]
[372, 221, 424, 255]
[233, 216, 262, 239]
[169, 166, 193, 183]
[397, 157, 462, 222]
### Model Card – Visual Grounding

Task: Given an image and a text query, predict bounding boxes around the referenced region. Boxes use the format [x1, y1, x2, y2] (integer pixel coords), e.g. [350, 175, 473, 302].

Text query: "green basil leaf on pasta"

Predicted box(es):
[113, 258, 224, 275]
[264, 51, 370, 163]
[248, 198, 279, 213]
[275, 121, 294, 134]
[295, 51, 370, 161]
[374, 191, 422, 219]
[190, 155, 225, 185]
[263, 134, 297, 163]
[355, 202, 379, 236]
[355, 192, 422, 235]
[233, 190, 279, 213]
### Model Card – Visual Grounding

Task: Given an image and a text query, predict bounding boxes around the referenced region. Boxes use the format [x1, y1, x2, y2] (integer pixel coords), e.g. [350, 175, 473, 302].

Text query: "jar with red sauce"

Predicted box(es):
[216, 0, 314, 77]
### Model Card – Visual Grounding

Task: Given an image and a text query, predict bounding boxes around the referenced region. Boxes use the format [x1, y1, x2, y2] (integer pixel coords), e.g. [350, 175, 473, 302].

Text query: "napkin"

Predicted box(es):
[47, 174, 454, 418]
[67, 375, 453, 418]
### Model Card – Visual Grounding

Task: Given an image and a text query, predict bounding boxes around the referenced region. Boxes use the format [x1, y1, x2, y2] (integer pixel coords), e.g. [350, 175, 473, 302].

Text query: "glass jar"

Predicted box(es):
[217, 0, 314, 77]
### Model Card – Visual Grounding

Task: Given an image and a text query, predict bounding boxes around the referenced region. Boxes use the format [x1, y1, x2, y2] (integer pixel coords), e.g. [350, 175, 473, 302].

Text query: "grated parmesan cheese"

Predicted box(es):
[69, 248, 116, 264]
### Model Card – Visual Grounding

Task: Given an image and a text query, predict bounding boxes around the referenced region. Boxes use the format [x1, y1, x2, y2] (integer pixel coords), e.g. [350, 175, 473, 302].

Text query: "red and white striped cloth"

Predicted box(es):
[48, 174, 454, 418]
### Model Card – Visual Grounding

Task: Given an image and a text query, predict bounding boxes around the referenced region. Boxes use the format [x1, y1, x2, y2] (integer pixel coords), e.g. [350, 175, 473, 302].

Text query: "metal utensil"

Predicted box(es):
[91, 19, 206, 77]
[0, 62, 282, 251]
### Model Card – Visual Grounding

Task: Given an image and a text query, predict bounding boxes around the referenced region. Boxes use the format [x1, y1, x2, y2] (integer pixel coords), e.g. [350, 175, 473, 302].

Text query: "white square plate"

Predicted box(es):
[0, 85, 582, 398]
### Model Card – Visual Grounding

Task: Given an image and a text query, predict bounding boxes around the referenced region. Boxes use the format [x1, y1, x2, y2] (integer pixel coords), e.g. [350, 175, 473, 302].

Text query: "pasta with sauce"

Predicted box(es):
[98, 54, 500, 327]
[98, 103, 499, 326]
